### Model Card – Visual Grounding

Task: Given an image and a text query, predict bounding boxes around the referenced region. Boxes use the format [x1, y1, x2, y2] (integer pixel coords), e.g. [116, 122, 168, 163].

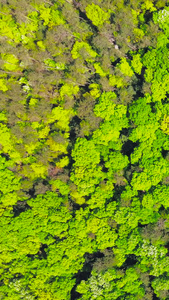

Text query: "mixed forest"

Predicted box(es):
[1, 0, 169, 299]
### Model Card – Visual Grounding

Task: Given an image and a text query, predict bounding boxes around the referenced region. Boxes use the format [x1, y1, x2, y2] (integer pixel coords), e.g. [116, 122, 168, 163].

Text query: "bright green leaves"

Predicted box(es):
[0, 124, 21, 163]
[133, 28, 145, 43]
[131, 54, 143, 75]
[1, 1, 169, 299]
[0, 159, 20, 195]
[142, 193, 158, 211]
[71, 138, 100, 169]
[89, 83, 101, 98]
[39, 5, 51, 26]
[49, 8, 65, 27]
[37, 125, 50, 139]
[0, 156, 21, 207]
[71, 89, 129, 203]
[152, 276, 169, 298]
[28, 97, 38, 107]
[0, 3, 65, 49]
[151, 73, 169, 102]
[37, 40, 46, 51]
[30, 162, 47, 179]
[47, 136, 68, 155]
[85, 4, 110, 27]
[161, 115, 169, 135]
[1, 54, 21, 72]
[131, 172, 153, 191]
[129, 98, 154, 125]
[38, 3, 65, 27]
[0, 191, 74, 300]
[94, 92, 117, 120]
[141, 186, 169, 218]
[143, 48, 157, 70]
[21, 11, 39, 37]
[144, 67, 154, 82]
[50, 179, 70, 195]
[1, 191, 71, 253]
[70, 90, 129, 198]
[142, 44, 169, 102]
[109, 75, 125, 88]
[20, 3, 65, 37]
[94, 92, 127, 121]
[44, 59, 66, 70]
[87, 181, 114, 209]
[0, 112, 7, 123]
[141, 0, 156, 12]
[60, 84, 79, 100]
[121, 268, 144, 297]
[0, 7, 20, 43]
[94, 62, 108, 77]
[153, 185, 169, 210]
[27, 191, 71, 224]
[71, 138, 104, 197]
[93, 121, 120, 146]
[131, 156, 169, 192]
[46, 106, 75, 131]
[130, 123, 159, 143]
[93, 92, 128, 147]
[96, 227, 118, 250]
[118, 58, 134, 77]
[105, 152, 129, 177]
[0, 78, 8, 92]
[128, 94, 169, 193]
[71, 41, 98, 60]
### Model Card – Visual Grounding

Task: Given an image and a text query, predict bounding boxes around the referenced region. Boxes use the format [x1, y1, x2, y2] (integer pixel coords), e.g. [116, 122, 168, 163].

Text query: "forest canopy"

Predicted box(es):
[0, 0, 169, 299]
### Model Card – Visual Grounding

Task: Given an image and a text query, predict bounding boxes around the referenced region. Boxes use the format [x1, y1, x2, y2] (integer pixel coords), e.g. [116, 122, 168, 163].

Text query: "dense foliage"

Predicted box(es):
[0, 0, 169, 299]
